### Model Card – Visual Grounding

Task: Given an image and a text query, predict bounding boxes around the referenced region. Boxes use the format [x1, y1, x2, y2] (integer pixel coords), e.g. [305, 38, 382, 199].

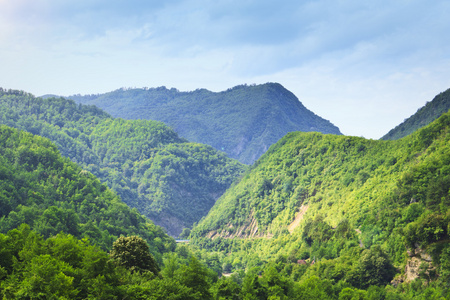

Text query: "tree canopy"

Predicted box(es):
[0, 88, 246, 236]
[190, 110, 450, 297]
[0, 124, 175, 259]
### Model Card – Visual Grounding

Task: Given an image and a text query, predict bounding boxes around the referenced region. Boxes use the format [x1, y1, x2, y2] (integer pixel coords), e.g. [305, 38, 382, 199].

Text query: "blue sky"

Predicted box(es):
[1, 0, 450, 138]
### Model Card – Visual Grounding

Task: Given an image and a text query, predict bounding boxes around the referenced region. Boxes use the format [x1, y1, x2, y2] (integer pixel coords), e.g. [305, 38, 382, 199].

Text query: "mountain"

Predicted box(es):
[2, 87, 449, 298]
[0, 88, 246, 236]
[68, 83, 342, 164]
[382, 87, 450, 140]
[190, 110, 450, 290]
[0, 124, 223, 299]
[0, 124, 175, 260]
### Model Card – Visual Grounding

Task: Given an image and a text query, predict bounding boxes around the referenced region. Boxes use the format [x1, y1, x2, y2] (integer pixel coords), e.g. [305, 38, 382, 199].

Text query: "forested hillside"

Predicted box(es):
[2, 87, 449, 298]
[382, 87, 450, 140]
[0, 88, 246, 236]
[0, 125, 174, 259]
[0, 115, 289, 299]
[68, 83, 342, 164]
[190, 110, 450, 297]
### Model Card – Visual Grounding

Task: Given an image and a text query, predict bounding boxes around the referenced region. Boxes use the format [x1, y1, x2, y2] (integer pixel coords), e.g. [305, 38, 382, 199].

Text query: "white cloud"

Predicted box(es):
[1, 0, 450, 138]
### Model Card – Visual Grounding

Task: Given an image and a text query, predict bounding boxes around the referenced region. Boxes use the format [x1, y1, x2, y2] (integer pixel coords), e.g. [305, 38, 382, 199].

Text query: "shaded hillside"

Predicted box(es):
[382, 87, 450, 140]
[68, 83, 342, 164]
[0, 124, 175, 260]
[0, 88, 246, 236]
[191, 111, 450, 290]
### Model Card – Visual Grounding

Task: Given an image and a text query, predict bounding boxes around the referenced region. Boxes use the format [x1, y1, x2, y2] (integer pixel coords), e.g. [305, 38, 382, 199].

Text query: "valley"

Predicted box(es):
[0, 84, 449, 299]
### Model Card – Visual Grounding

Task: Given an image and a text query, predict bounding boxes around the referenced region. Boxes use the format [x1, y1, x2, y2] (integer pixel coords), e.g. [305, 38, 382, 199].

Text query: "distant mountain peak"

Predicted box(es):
[382, 87, 450, 140]
[69, 82, 341, 164]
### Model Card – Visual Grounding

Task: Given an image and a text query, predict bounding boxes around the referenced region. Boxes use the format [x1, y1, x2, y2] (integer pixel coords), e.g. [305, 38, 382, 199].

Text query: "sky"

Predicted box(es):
[1, 0, 450, 139]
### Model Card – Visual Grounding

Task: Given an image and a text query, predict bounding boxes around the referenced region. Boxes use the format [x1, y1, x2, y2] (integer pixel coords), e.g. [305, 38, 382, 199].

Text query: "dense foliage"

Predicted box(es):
[190, 110, 450, 296]
[0, 125, 174, 259]
[3, 225, 445, 299]
[0, 88, 246, 236]
[0, 226, 218, 299]
[68, 83, 342, 164]
[110, 236, 160, 274]
[1, 87, 450, 298]
[382, 87, 450, 140]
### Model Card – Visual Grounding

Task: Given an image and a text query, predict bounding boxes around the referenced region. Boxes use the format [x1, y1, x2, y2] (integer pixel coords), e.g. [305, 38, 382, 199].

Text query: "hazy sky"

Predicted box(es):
[1, 1, 450, 139]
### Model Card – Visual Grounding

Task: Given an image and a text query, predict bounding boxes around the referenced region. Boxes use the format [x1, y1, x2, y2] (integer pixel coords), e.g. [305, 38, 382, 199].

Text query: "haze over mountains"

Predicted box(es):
[67, 83, 342, 164]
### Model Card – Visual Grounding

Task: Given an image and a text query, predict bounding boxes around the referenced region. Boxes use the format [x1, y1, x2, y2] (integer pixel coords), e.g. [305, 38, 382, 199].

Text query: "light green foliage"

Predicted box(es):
[293, 276, 336, 299]
[0, 226, 216, 299]
[124, 277, 197, 300]
[69, 83, 341, 164]
[211, 275, 241, 300]
[8, 254, 78, 299]
[0, 225, 114, 299]
[175, 256, 213, 299]
[338, 287, 367, 300]
[0, 88, 246, 236]
[190, 110, 450, 296]
[241, 274, 268, 300]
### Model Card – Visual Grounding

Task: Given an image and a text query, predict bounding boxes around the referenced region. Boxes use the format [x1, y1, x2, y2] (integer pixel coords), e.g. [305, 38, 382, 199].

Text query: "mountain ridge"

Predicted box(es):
[190, 109, 450, 288]
[2, 86, 450, 297]
[0, 88, 246, 236]
[68, 83, 342, 164]
[382, 87, 450, 140]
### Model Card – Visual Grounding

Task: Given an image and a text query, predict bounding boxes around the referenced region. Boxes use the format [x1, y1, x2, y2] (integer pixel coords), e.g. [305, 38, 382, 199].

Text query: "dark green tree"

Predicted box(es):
[348, 245, 396, 289]
[110, 236, 160, 275]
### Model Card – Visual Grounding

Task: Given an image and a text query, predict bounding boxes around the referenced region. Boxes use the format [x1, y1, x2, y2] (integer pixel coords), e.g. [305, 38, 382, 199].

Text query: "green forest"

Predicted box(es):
[0, 86, 450, 299]
[68, 83, 341, 164]
[0, 125, 174, 257]
[0, 88, 246, 236]
[188, 109, 450, 298]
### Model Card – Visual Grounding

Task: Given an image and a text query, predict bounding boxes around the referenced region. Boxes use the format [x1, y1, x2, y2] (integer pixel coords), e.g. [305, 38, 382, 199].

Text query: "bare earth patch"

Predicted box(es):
[288, 204, 309, 233]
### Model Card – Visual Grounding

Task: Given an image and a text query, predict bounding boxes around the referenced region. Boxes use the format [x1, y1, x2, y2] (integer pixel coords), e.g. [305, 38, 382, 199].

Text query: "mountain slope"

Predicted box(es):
[0, 124, 175, 260]
[68, 83, 342, 164]
[382, 87, 450, 140]
[191, 110, 450, 288]
[0, 88, 246, 236]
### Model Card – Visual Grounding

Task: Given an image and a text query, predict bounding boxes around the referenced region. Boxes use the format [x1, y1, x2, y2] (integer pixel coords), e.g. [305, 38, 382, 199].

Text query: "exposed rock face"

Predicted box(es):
[404, 257, 422, 282]
[152, 212, 185, 238]
[206, 212, 273, 239]
[288, 204, 309, 233]
[393, 247, 435, 285]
